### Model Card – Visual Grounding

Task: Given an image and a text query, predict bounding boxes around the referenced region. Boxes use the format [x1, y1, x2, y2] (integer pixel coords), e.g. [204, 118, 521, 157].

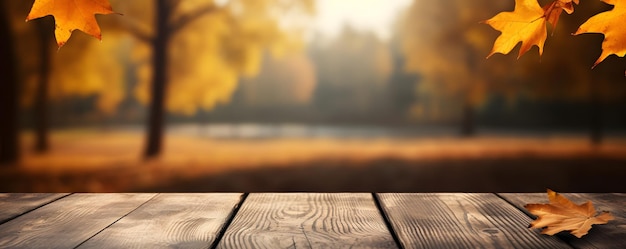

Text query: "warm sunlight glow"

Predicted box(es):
[4, 0, 626, 194]
[312, 0, 412, 41]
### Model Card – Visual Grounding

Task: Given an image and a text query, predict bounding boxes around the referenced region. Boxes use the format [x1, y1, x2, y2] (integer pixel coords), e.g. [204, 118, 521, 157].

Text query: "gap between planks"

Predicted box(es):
[209, 193, 249, 249]
[0, 193, 72, 226]
[73, 194, 160, 249]
[372, 193, 404, 249]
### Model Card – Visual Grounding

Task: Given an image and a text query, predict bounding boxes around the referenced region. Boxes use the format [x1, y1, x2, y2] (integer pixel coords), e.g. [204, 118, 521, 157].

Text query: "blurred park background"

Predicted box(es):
[1, 0, 626, 192]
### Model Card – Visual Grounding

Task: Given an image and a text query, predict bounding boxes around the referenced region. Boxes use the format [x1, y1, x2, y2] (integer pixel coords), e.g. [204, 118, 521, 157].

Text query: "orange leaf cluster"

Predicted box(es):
[525, 189, 614, 238]
[486, 0, 626, 72]
[483, 0, 579, 58]
[26, 0, 116, 47]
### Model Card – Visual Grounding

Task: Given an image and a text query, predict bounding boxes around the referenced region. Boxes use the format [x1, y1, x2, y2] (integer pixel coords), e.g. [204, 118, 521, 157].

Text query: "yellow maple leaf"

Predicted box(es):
[26, 0, 116, 47]
[484, 0, 579, 59]
[484, 0, 547, 58]
[574, 0, 626, 67]
[525, 189, 614, 238]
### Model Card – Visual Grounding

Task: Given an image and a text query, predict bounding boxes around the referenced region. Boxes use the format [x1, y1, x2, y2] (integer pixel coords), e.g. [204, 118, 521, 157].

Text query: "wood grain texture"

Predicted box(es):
[217, 193, 397, 249]
[78, 193, 243, 249]
[0, 193, 155, 249]
[378, 193, 571, 249]
[0, 193, 69, 224]
[500, 192, 626, 249]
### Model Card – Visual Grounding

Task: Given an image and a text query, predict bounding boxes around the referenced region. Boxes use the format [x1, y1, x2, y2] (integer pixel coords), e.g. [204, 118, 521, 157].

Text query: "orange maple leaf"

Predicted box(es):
[484, 0, 547, 58]
[574, 0, 626, 68]
[525, 189, 614, 238]
[26, 0, 116, 47]
[484, 0, 579, 58]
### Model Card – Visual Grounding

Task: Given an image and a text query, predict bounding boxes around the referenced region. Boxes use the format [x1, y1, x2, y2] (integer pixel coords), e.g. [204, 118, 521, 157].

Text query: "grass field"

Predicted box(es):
[2, 129, 626, 192]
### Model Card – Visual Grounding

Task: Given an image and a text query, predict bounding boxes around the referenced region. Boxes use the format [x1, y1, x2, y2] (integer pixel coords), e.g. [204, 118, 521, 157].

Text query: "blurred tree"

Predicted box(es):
[388, 13, 420, 120]
[212, 51, 316, 123]
[238, 52, 316, 107]
[6, 0, 53, 153]
[32, 19, 55, 153]
[401, 0, 514, 135]
[111, 0, 313, 157]
[0, 0, 19, 164]
[310, 26, 392, 122]
[14, 0, 129, 153]
[403, 0, 626, 141]
[514, 0, 626, 144]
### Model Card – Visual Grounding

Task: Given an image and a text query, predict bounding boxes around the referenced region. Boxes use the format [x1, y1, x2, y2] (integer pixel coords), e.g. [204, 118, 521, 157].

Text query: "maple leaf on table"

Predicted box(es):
[574, 0, 626, 68]
[26, 0, 117, 47]
[525, 189, 614, 238]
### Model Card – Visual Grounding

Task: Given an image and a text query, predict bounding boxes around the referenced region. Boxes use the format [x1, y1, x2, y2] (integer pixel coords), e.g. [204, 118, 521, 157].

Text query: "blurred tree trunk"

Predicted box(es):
[460, 103, 475, 137]
[144, 0, 170, 158]
[460, 43, 477, 138]
[33, 20, 54, 153]
[0, 4, 20, 164]
[142, 1, 218, 158]
[589, 80, 603, 145]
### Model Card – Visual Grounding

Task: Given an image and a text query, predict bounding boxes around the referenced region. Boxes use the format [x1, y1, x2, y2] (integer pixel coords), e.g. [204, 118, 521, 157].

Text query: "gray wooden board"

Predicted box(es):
[0, 193, 155, 249]
[78, 193, 243, 248]
[499, 192, 626, 249]
[216, 193, 397, 249]
[0, 193, 69, 224]
[377, 193, 571, 249]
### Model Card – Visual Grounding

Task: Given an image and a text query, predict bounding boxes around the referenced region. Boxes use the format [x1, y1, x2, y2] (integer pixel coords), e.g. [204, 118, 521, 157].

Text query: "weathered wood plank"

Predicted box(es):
[217, 193, 397, 249]
[499, 193, 626, 249]
[0, 193, 69, 224]
[0, 193, 155, 249]
[78, 193, 243, 248]
[378, 193, 571, 249]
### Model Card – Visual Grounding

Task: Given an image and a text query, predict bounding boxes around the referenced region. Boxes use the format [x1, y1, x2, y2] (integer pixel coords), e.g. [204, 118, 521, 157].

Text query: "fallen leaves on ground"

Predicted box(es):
[26, 0, 116, 47]
[525, 189, 614, 238]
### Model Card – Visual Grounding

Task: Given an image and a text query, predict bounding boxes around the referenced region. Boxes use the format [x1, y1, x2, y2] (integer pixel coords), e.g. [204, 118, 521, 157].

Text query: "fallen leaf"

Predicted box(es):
[574, 0, 626, 68]
[484, 0, 547, 58]
[26, 0, 116, 47]
[525, 189, 614, 238]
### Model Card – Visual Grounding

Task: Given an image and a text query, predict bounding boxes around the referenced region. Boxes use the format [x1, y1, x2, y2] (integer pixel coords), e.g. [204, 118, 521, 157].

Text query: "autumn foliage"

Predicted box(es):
[485, 0, 626, 72]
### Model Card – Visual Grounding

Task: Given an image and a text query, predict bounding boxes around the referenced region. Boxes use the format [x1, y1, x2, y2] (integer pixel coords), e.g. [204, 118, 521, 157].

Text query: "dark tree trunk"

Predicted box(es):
[460, 43, 477, 138]
[589, 82, 603, 145]
[460, 103, 475, 137]
[0, 6, 20, 164]
[34, 20, 53, 153]
[144, 0, 170, 158]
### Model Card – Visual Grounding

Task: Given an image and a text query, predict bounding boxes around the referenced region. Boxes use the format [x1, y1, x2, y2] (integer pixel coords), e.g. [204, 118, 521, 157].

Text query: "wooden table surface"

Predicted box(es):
[0, 193, 623, 248]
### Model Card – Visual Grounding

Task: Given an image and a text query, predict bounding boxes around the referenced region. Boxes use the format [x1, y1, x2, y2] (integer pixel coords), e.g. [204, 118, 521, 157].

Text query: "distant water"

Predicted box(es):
[166, 123, 456, 139]
[164, 123, 623, 140]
